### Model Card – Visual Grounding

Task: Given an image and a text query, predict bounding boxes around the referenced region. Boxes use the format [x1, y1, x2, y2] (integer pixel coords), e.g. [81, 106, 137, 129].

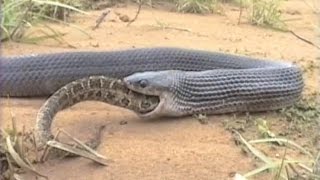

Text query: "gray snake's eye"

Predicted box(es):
[139, 79, 148, 88]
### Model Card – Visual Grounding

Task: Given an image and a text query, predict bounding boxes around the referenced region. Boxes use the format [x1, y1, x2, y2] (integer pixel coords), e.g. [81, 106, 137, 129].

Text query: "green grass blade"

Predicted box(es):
[30, 12, 92, 39]
[233, 130, 272, 164]
[32, 0, 89, 15]
[249, 138, 314, 159]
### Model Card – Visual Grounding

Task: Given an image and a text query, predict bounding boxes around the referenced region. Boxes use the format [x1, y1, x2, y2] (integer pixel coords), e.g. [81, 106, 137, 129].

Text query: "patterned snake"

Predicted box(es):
[0, 47, 304, 144]
[35, 76, 159, 146]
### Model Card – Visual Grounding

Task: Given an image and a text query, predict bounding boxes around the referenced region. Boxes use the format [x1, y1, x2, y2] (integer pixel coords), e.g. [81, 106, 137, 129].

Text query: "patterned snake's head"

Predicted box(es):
[123, 70, 178, 119]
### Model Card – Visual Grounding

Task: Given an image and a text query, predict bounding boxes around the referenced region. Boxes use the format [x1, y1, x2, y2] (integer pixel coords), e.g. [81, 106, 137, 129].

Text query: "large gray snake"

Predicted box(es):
[0, 47, 304, 119]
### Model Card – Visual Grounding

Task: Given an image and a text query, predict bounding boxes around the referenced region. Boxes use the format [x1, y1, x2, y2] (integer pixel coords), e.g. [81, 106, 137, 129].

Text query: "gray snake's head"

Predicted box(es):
[124, 70, 177, 119]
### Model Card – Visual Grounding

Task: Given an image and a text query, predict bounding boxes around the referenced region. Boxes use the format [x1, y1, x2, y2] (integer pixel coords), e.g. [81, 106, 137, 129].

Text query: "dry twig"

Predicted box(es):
[58, 129, 105, 158]
[44, 128, 109, 165]
[40, 130, 61, 162]
[93, 10, 111, 30]
[288, 30, 320, 49]
[47, 140, 109, 165]
[127, 0, 143, 26]
[238, 0, 243, 25]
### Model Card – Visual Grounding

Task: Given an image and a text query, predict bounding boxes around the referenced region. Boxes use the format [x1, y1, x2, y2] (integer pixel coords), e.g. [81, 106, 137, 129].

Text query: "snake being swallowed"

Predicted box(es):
[35, 76, 159, 147]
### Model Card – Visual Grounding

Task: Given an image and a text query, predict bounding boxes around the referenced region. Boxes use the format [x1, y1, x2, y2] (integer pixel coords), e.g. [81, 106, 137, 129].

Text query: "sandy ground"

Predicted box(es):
[1, 0, 319, 179]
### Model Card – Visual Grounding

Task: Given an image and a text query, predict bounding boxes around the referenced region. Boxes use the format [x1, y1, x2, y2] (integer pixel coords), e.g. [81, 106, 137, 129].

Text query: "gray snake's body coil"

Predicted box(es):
[0, 47, 303, 117]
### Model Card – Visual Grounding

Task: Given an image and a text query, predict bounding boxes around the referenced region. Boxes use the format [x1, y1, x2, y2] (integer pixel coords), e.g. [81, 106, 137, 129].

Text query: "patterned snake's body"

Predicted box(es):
[0, 47, 304, 118]
[35, 76, 159, 145]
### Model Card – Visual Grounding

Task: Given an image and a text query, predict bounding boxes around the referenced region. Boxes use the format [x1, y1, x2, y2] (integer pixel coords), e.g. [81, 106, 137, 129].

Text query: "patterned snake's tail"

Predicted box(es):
[35, 76, 159, 147]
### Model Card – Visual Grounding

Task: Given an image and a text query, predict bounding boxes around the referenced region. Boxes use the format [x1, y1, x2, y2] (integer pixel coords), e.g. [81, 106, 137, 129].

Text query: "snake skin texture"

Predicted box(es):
[0, 47, 303, 118]
[124, 67, 303, 118]
[0, 47, 300, 97]
[35, 76, 159, 145]
[0, 47, 304, 148]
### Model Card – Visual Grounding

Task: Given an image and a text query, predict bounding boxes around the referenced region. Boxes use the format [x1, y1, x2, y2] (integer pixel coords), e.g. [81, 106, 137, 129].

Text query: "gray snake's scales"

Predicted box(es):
[0, 47, 304, 130]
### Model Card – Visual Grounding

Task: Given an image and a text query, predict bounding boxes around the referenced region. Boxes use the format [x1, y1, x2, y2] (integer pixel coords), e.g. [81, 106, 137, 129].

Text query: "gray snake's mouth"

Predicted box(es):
[122, 77, 161, 116]
[136, 95, 165, 119]
[138, 95, 160, 115]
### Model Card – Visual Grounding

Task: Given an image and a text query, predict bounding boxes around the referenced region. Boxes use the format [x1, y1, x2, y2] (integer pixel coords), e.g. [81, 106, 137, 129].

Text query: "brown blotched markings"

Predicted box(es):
[35, 76, 159, 147]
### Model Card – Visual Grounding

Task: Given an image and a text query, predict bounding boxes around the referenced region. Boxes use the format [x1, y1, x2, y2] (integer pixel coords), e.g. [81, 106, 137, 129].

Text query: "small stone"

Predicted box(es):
[119, 15, 130, 22]
[90, 42, 99, 48]
[119, 120, 128, 125]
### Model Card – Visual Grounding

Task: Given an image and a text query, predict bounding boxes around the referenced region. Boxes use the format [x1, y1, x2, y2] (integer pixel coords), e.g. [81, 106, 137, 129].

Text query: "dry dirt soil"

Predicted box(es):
[1, 0, 319, 179]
